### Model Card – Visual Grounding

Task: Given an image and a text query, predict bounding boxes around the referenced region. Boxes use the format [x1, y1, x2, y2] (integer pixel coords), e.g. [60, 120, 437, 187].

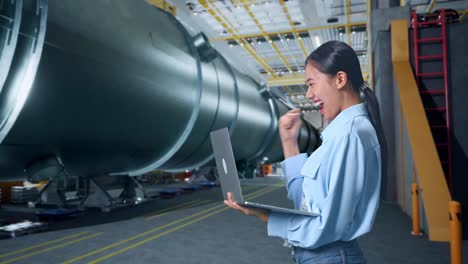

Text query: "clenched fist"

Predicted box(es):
[279, 109, 302, 158]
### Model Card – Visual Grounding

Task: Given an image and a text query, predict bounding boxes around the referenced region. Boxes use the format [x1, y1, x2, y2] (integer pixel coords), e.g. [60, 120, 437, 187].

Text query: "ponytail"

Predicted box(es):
[362, 86, 387, 178]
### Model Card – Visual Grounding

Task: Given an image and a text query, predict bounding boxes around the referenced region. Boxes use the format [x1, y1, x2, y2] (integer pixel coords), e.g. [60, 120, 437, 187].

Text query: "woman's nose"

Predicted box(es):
[305, 88, 314, 100]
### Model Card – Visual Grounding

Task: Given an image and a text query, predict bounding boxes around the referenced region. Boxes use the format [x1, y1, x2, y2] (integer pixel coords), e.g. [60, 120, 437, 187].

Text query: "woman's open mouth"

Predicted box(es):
[312, 99, 323, 110]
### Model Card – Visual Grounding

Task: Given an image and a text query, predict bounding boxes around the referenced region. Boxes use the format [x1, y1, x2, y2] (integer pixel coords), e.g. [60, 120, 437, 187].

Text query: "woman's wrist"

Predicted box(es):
[282, 140, 300, 158]
[258, 210, 270, 223]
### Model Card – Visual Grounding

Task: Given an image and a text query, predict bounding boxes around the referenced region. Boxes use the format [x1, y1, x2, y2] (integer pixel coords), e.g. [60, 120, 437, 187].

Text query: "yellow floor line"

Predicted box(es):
[241, 185, 257, 191]
[145, 200, 212, 221]
[246, 183, 283, 200]
[143, 199, 202, 219]
[243, 183, 281, 198]
[62, 205, 225, 264]
[63, 184, 282, 264]
[88, 207, 229, 264]
[0, 232, 102, 264]
[87, 184, 283, 264]
[0, 231, 90, 258]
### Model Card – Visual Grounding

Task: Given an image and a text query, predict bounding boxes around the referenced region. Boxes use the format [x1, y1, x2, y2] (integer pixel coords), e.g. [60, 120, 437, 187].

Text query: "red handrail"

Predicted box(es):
[411, 9, 453, 194]
[440, 9, 453, 192]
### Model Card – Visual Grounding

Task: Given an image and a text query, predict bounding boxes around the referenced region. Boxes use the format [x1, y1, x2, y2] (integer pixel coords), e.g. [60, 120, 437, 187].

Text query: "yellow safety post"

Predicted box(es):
[262, 164, 272, 177]
[411, 183, 423, 235]
[449, 201, 462, 264]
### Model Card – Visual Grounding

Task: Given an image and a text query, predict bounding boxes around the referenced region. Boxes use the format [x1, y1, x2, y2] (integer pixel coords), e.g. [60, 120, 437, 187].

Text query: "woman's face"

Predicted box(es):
[304, 64, 342, 121]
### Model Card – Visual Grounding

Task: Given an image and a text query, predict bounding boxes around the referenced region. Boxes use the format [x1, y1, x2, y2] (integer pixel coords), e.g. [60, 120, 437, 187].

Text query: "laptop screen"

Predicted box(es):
[210, 128, 244, 203]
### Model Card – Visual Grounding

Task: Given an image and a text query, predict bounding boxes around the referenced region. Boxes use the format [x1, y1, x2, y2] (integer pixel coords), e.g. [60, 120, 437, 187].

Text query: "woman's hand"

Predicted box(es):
[279, 109, 302, 158]
[224, 192, 270, 223]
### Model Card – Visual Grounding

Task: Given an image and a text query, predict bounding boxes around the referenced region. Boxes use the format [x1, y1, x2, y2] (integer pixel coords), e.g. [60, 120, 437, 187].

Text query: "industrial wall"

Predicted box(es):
[373, 6, 467, 238]
[371, 5, 411, 202]
[445, 22, 468, 237]
[374, 29, 429, 232]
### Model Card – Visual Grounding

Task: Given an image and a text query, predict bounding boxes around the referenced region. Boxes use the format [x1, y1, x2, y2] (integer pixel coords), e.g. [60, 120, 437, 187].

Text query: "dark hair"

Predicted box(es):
[305, 41, 387, 174]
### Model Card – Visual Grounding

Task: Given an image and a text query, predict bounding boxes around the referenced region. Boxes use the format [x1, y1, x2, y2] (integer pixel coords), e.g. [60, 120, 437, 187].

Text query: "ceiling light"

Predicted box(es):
[352, 31, 356, 34]
[313, 34, 321, 48]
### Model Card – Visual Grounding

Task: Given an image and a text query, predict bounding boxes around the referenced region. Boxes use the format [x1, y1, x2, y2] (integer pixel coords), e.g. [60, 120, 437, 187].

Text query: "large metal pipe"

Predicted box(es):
[0, 0, 317, 181]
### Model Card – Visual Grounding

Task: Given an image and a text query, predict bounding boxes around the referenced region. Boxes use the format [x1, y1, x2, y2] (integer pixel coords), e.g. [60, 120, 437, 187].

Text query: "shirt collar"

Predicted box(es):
[320, 103, 368, 142]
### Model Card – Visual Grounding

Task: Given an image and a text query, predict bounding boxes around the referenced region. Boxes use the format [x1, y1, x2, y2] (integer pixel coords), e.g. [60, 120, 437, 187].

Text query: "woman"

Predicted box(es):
[224, 40, 386, 264]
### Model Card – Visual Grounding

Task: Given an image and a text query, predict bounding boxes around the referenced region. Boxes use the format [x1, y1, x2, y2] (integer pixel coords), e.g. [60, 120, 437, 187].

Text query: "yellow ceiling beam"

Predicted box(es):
[460, 10, 468, 22]
[426, 0, 438, 13]
[209, 22, 367, 42]
[146, 0, 176, 16]
[199, 0, 277, 77]
[240, 0, 293, 72]
[279, 0, 309, 57]
[266, 74, 305, 86]
[346, 0, 351, 45]
[263, 55, 304, 62]
[267, 73, 368, 87]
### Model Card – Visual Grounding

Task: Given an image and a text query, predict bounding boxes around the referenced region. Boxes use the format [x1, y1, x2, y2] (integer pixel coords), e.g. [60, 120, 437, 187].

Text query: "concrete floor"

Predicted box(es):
[0, 177, 466, 264]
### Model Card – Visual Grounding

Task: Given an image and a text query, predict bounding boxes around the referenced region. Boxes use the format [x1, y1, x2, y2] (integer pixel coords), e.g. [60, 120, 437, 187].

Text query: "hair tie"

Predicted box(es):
[359, 82, 369, 101]
[360, 82, 369, 92]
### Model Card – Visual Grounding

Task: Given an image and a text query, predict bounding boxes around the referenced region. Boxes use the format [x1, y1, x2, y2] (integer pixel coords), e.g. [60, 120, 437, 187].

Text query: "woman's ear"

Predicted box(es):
[335, 71, 348, 90]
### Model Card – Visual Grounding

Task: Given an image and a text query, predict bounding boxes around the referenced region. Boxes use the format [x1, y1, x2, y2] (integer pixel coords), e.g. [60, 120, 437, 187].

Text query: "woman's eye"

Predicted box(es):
[304, 82, 313, 90]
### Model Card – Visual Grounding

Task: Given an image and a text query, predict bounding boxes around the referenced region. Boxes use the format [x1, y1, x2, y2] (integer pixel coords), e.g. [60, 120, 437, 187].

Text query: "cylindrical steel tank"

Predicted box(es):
[0, 0, 317, 180]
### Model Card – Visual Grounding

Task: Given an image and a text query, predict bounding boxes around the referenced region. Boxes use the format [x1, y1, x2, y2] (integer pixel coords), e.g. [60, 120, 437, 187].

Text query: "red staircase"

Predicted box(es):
[411, 9, 452, 193]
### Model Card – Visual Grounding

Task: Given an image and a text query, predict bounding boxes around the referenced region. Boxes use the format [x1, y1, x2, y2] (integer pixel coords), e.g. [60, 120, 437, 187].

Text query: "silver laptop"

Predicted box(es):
[210, 128, 318, 217]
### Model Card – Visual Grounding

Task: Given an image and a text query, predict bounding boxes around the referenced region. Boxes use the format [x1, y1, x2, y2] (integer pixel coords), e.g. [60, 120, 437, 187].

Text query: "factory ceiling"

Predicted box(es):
[168, 0, 466, 111]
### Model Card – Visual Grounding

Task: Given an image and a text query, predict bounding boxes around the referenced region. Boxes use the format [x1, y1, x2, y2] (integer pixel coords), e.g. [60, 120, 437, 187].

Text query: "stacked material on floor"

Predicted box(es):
[10, 186, 39, 204]
[0, 220, 47, 238]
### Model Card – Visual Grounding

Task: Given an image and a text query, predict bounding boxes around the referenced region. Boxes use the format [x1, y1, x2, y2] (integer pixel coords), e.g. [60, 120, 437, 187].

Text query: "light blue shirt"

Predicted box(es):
[267, 103, 381, 249]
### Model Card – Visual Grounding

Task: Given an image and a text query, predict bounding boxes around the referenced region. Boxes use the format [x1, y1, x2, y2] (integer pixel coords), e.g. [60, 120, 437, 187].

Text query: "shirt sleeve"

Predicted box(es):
[281, 153, 308, 209]
[268, 134, 366, 249]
